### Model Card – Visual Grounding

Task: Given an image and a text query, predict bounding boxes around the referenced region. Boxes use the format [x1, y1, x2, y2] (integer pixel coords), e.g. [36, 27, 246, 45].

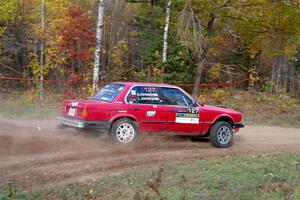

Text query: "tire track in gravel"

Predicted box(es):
[4, 149, 200, 190]
[0, 118, 299, 191]
[1, 139, 203, 172]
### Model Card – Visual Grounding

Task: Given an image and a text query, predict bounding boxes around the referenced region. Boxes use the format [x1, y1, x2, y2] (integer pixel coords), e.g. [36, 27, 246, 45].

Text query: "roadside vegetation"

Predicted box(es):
[1, 153, 299, 200]
[0, 90, 60, 120]
[1, 88, 299, 128]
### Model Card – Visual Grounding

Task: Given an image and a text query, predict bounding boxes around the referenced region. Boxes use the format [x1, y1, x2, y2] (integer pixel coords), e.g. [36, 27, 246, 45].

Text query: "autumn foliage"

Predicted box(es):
[58, 6, 95, 62]
[0, 0, 299, 99]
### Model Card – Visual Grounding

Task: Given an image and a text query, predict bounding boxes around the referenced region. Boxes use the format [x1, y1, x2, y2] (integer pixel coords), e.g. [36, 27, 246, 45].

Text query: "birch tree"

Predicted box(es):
[93, 0, 105, 91]
[40, 0, 45, 101]
[161, 0, 171, 82]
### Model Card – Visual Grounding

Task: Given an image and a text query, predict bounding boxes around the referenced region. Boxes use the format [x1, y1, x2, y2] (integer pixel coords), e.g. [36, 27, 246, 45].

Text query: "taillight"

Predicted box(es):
[82, 108, 88, 118]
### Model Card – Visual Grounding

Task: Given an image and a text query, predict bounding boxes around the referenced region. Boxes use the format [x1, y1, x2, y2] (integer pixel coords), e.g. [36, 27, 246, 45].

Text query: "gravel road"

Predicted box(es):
[0, 118, 299, 191]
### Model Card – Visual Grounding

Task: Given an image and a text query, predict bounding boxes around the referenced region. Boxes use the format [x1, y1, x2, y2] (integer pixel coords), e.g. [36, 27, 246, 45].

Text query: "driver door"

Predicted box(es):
[162, 87, 203, 135]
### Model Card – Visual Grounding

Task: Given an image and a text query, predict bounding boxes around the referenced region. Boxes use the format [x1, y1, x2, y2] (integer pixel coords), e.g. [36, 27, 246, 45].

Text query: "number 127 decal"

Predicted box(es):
[175, 107, 199, 124]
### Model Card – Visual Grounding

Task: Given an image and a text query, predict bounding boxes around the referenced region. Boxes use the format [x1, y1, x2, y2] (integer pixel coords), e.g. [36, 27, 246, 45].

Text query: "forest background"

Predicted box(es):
[0, 0, 300, 101]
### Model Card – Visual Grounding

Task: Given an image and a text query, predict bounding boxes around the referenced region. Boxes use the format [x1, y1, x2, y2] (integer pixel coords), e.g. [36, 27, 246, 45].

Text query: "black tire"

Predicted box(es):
[209, 121, 233, 148]
[110, 118, 138, 144]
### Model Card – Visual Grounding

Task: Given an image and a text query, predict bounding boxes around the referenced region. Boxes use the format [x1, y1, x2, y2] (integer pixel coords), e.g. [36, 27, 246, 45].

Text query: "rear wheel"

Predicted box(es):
[209, 121, 233, 148]
[110, 118, 138, 144]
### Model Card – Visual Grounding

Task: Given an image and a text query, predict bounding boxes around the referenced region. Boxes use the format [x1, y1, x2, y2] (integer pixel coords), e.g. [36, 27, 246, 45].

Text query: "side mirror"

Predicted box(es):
[192, 98, 203, 107]
[192, 99, 198, 107]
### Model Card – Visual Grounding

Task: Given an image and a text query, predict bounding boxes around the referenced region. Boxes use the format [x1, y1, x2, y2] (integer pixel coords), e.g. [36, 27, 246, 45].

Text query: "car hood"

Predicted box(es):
[202, 105, 239, 114]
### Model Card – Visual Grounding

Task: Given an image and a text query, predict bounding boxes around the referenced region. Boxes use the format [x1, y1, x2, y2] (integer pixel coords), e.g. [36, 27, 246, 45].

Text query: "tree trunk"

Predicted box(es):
[289, 66, 294, 97]
[161, 1, 171, 82]
[270, 58, 275, 93]
[284, 65, 288, 91]
[93, 0, 105, 91]
[275, 56, 282, 93]
[192, 59, 204, 97]
[40, 0, 45, 101]
[147, 65, 151, 81]
[274, 55, 287, 94]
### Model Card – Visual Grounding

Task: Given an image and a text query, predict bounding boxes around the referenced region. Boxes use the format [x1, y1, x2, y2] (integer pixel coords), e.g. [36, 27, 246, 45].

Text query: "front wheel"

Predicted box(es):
[209, 121, 233, 148]
[110, 118, 138, 144]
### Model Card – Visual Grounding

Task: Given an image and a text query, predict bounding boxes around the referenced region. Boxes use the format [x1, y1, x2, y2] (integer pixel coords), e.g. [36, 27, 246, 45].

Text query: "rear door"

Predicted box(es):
[126, 86, 168, 133]
[161, 87, 203, 135]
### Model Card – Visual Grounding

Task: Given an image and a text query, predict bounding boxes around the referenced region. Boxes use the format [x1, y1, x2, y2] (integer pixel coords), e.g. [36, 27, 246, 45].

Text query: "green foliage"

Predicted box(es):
[0, 0, 18, 33]
[0, 182, 27, 200]
[111, 40, 130, 81]
[225, 0, 300, 65]
[264, 80, 274, 93]
[159, 37, 193, 84]
[0, 56, 11, 64]
[133, 2, 195, 84]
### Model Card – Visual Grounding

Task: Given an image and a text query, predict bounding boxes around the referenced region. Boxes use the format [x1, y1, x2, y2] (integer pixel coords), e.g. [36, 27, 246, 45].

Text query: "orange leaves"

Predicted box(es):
[57, 6, 95, 62]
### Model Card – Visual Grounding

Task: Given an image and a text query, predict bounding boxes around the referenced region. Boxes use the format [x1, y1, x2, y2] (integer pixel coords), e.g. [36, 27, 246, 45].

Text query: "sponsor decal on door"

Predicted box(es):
[175, 107, 199, 124]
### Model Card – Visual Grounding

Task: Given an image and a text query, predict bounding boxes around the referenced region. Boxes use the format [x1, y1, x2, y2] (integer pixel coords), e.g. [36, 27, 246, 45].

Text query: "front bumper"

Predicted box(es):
[233, 122, 245, 128]
[56, 116, 110, 129]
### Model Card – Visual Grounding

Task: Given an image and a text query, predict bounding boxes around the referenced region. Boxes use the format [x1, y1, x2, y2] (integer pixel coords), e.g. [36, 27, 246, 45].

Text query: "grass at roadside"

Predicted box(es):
[0, 92, 60, 120]
[1, 153, 298, 200]
[0, 104, 59, 120]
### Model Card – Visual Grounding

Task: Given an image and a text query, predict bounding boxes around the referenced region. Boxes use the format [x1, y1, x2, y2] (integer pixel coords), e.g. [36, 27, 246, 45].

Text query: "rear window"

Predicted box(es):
[92, 84, 125, 102]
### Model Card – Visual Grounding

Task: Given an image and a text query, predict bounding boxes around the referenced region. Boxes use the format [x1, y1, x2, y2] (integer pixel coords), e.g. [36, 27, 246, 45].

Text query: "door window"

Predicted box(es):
[161, 87, 193, 106]
[127, 86, 162, 105]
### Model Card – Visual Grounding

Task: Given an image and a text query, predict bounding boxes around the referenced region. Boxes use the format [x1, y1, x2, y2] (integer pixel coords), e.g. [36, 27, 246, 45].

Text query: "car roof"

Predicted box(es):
[112, 82, 177, 88]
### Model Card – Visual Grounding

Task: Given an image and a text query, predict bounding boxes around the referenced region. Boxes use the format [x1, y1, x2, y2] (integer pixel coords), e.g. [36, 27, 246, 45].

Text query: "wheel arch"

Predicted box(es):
[109, 114, 138, 132]
[202, 115, 234, 137]
[212, 115, 234, 127]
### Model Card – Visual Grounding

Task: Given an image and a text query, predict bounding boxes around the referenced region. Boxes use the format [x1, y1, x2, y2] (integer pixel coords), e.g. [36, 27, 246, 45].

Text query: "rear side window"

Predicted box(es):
[127, 86, 162, 105]
[93, 84, 125, 102]
[161, 87, 193, 106]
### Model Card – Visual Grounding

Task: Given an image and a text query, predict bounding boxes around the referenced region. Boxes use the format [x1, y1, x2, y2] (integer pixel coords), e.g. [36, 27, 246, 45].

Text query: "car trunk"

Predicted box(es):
[62, 100, 112, 120]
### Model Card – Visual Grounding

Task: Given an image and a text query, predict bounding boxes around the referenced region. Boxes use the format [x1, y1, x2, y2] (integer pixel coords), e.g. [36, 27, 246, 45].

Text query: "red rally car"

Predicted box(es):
[57, 82, 244, 148]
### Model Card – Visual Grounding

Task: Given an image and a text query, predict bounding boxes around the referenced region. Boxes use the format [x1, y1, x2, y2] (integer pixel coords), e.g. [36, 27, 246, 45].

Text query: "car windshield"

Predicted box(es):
[92, 84, 125, 102]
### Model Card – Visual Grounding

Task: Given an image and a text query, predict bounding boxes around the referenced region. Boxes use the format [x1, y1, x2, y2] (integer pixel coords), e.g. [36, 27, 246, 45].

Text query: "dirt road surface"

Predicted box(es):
[0, 118, 299, 191]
